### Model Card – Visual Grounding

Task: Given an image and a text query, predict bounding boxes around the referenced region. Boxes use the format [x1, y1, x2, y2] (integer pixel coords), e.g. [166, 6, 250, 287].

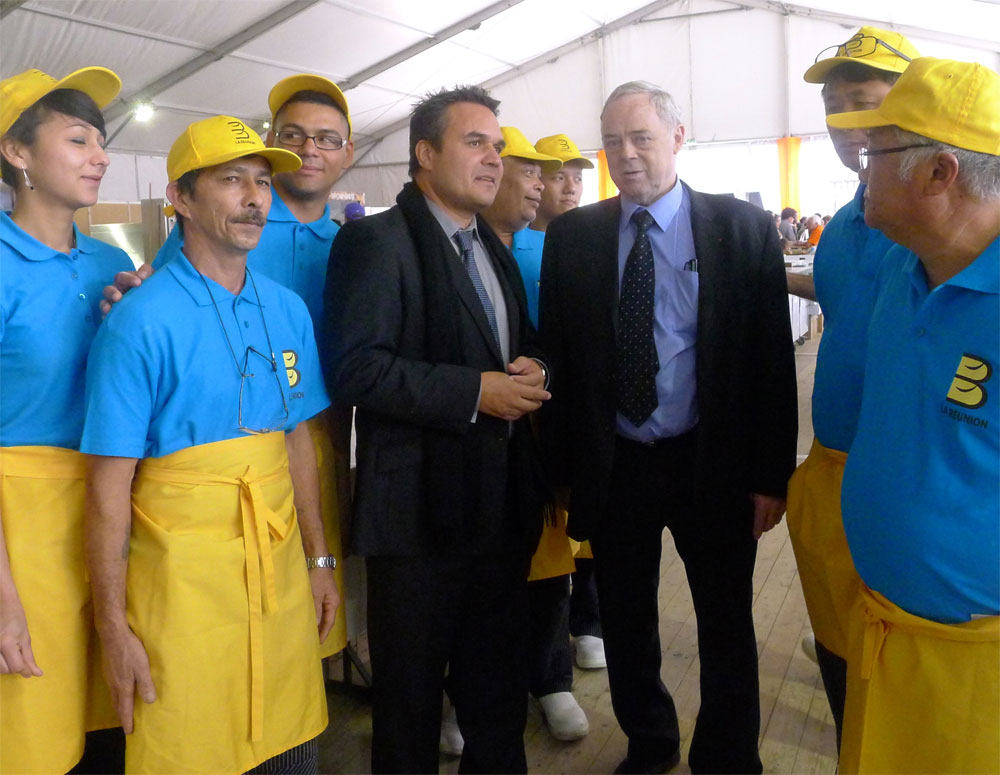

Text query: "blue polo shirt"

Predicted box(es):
[811, 184, 896, 453]
[0, 212, 133, 449]
[511, 227, 545, 326]
[152, 189, 339, 328]
[81, 253, 330, 460]
[841, 238, 1000, 623]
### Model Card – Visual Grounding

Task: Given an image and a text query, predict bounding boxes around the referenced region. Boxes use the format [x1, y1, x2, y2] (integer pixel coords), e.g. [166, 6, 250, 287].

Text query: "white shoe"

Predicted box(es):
[801, 633, 818, 664]
[439, 704, 464, 757]
[538, 692, 589, 741]
[574, 635, 607, 669]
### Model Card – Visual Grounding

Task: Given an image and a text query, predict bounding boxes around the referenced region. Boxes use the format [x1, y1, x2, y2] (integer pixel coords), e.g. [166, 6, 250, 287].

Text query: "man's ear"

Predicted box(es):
[166, 180, 192, 221]
[415, 138, 435, 173]
[923, 151, 960, 197]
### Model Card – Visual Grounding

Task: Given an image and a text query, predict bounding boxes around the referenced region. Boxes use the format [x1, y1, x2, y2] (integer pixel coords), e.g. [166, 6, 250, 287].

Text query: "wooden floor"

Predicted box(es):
[316, 335, 834, 774]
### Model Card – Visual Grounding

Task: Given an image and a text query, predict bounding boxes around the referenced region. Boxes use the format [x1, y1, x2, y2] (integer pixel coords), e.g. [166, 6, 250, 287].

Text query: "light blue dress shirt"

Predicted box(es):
[616, 181, 699, 442]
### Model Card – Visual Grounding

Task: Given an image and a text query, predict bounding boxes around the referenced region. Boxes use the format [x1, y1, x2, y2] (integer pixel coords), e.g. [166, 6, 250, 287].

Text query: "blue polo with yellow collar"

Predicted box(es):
[511, 227, 545, 326]
[841, 237, 1000, 623]
[80, 252, 329, 459]
[152, 189, 339, 327]
[811, 183, 896, 452]
[0, 211, 133, 448]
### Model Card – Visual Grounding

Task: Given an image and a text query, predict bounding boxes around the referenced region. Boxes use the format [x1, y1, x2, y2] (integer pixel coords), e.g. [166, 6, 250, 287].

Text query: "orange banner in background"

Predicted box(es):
[597, 150, 619, 201]
[777, 136, 801, 215]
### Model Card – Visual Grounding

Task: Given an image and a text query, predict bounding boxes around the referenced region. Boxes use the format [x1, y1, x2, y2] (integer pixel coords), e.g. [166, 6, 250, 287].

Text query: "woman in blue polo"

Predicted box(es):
[0, 67, 133, 774]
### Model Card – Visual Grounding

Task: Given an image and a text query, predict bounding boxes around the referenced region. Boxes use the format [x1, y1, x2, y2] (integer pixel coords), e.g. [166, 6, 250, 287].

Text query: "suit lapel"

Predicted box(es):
[594, 198, 623, 338]
[686, 185, 725, 370]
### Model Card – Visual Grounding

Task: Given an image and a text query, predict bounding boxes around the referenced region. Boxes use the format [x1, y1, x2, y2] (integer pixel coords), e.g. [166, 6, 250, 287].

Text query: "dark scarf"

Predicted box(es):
[395, 181, 549, 552]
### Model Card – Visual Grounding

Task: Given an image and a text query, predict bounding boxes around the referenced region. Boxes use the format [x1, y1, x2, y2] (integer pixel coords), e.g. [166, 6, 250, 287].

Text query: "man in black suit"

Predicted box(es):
[323, 85, 549, 775]
[539, 81, 797, 775]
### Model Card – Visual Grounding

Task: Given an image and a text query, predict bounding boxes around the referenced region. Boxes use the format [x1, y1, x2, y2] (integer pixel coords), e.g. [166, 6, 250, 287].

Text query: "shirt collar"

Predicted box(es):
[903, 236, 999, 296]
[619, 177, 685, 234]
[1, 211, 97, 260]
[424, 194, 480, 248]
[166, 250, 263, 307]
[267, 188, 335, 239]
[945, 236, 999, 294]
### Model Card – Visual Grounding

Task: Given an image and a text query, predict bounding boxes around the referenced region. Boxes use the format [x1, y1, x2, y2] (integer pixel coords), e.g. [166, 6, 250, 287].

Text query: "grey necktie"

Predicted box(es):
[454, 228, 501, 350]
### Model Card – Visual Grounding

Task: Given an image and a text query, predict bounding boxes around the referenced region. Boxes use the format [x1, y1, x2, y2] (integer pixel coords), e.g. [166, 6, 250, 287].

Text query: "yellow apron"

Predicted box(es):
[840, 586, 1000, 774]
[569, 540, 594, 560]
[786, 438, 860, 657]
[305, 416, 347, 657]
[125, 433, 327, 774]
[528, 506, 576, 582]
[0, 446, 116, 775]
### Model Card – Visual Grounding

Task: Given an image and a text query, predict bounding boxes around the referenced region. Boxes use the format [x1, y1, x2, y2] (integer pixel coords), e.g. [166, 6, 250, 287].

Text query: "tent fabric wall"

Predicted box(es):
[4, 0, 997, 207]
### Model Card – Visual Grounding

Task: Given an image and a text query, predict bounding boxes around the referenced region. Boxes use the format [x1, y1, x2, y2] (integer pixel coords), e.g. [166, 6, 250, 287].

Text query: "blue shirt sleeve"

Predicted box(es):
[81, 322, 155, 458]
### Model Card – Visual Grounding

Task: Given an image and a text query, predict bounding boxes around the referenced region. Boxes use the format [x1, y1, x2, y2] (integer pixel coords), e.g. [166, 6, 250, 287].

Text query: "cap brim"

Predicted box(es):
[561, 156, 595, 169]
[268, 74, 352, 137]
[55, 67, 122, 109]
[504, 151, 563, 172]
[826, 107, 894, 130]
[803, 55, 911, 84]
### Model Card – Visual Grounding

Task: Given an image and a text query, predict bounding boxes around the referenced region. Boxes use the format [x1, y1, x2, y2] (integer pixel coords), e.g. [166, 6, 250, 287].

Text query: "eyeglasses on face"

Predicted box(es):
[275, 129, 344, 151]
[857, 144, 932, 171]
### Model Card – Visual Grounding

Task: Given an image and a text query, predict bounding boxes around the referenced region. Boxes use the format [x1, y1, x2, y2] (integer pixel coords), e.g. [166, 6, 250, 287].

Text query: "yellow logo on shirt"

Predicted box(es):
[282, 350, 301, 388]
[945, 353, 991, 409]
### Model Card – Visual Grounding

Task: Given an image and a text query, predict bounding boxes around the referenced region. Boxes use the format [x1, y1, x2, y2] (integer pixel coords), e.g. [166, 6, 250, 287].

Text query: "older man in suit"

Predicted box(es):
[539, 81, 797, 774]
[323, 85, 549, 775]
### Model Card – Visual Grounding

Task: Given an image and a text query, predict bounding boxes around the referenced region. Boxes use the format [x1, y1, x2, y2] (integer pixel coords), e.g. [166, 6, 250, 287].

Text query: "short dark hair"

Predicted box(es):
[407, 85, 500, 177]
[274, 90, 350, 134]
[821, 62, 901, 96]
[780, 207, 797, 220]
[172, 168, 201, 230]
[1, 88, 107, 188]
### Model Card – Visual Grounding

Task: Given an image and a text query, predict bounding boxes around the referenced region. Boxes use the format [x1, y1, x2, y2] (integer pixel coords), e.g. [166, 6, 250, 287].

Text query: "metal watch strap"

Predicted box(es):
[305, 555, 337, 570]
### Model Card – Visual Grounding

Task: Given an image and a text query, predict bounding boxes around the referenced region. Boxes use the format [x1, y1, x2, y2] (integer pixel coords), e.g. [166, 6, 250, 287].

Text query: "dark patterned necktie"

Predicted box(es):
[454, 228, 501, 350]
[617, 208, 659, 426]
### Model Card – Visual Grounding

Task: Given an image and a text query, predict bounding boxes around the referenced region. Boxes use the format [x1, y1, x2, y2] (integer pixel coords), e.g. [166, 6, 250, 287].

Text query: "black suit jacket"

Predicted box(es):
[323, 195, 545, 557]
[539, 185, 797, 541]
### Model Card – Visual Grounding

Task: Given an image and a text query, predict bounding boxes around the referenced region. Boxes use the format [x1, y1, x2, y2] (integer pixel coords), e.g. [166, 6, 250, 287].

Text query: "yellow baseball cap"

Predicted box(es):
[803, 26, 919, 84]
[1, 66, 121, 136]
[499, 126, 561, 172]
[534, 133, 595, 169]
[268, 74, 352, 138]
[164, 115, 302, 215]
[826, 57, 1000, 156]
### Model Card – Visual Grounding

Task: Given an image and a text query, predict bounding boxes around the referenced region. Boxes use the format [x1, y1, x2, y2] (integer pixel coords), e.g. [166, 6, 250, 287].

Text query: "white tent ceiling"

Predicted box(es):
[2, 0, 998, 205]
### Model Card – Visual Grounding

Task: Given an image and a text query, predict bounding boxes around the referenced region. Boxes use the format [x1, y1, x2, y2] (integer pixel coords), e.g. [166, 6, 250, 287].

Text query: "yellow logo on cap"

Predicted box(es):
[283, 349, 301, 388]
[946, 353, 991, 409]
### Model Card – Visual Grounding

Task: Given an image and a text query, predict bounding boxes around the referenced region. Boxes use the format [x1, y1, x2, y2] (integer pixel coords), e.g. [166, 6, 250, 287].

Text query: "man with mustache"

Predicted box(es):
[324, 86, 549, 774]
[82, 116, 337, 774]
[105, 73, 356, 661]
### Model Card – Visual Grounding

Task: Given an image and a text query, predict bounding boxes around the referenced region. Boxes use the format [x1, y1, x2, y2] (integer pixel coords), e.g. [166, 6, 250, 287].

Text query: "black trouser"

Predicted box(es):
[247, 739, 318, 774]
[527, 574, 573, 697]
[592, 434, 763, 775]
[815, 639, 847, 752]
[367, 547, 530, 775]
[68, 728, 125, 774]
[569, 558, 603, 638]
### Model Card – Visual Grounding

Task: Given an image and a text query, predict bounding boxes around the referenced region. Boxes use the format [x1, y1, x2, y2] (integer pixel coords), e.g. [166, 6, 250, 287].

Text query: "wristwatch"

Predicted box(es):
[305, 555, 337, 570]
